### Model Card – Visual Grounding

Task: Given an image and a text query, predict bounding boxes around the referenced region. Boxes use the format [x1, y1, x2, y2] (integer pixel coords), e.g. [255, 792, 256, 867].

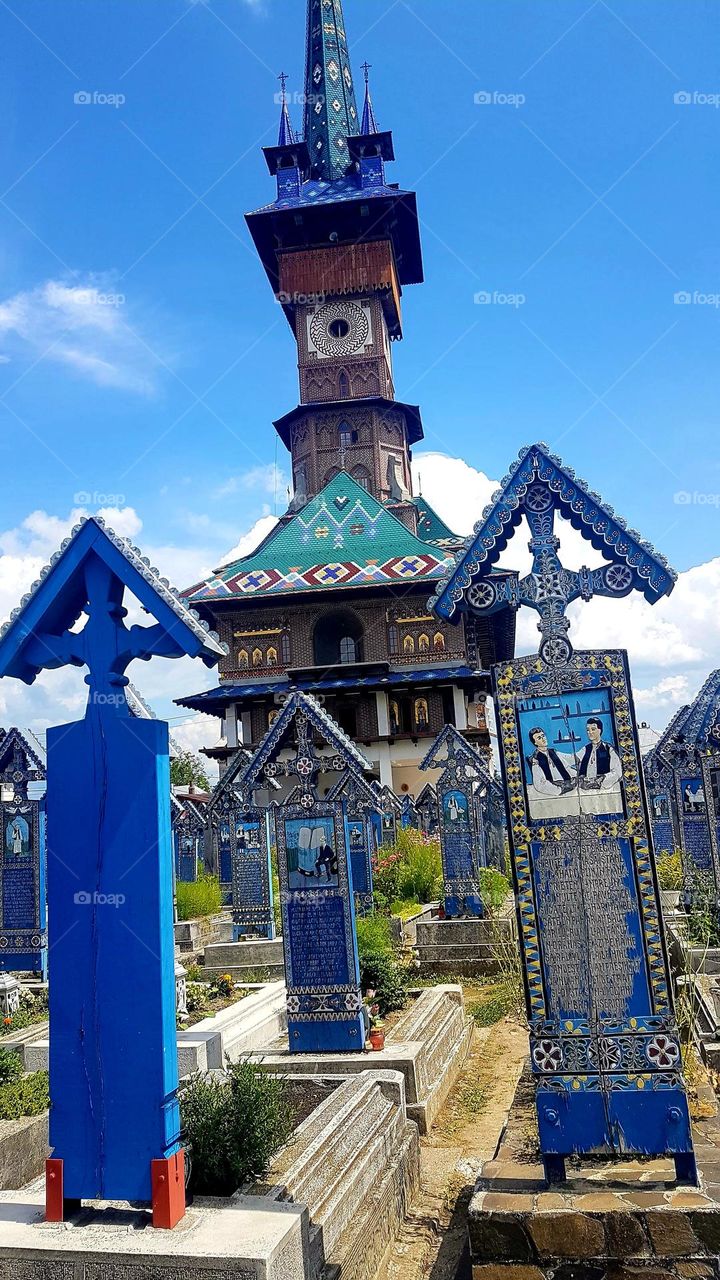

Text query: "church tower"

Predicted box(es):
[246, 0, 424, 526]
[180, 0, 516, 793]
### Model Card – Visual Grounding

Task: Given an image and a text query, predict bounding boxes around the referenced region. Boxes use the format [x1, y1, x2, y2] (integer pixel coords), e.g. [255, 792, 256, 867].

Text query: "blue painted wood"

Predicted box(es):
[230, 805, 275, 940]
[0, 729, 47, 976]
[420, 726, 495, 918]
[492, 649, 695, 1176]
[47, 714, 179, 1200]
[0, 515, 224, 1204]
[276, 802, 364, 1053]
[435, 445, 695, 1181]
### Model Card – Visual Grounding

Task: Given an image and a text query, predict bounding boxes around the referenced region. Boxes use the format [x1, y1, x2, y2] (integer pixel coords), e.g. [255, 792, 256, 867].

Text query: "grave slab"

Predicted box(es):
[415, 914, 516, 977]
[467, 1067, 720, 1280]
[203, 938, 285, 982]
[0, 1070, 417, 1280]
[245, 984, 472, 1133]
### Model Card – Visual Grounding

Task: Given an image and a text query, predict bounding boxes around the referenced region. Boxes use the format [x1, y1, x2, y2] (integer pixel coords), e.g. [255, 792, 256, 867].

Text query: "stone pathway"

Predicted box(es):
[376, 1017, 527, 1280]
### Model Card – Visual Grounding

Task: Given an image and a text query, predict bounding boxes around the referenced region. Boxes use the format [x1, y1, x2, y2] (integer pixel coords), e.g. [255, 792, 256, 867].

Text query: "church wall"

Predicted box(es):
[212, 596, 467, 683]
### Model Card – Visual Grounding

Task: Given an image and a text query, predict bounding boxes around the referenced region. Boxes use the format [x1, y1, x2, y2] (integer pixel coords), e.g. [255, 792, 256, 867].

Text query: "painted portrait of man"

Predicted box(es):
[520, 694, 624, 822]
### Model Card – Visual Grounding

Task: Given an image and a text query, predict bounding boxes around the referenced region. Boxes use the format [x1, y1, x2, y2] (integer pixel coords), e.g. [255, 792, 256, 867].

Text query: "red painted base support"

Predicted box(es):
[45, 1158, 64, 1221]
[151, 1150, 186, 1229]
[45, 1158, 81, 1222]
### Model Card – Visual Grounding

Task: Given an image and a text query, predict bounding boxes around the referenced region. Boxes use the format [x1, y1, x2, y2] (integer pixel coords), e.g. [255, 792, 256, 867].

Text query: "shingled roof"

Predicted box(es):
[185, 471, 456, 603]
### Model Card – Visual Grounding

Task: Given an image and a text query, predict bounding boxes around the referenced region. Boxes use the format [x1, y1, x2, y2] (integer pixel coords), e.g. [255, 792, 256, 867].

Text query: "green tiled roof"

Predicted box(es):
[413, 497, 463, 548]
[186, 472, 454, 603]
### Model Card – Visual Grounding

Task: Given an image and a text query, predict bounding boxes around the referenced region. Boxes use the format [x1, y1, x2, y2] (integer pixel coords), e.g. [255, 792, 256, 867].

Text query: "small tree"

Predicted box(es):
[170, 750, 210, 791]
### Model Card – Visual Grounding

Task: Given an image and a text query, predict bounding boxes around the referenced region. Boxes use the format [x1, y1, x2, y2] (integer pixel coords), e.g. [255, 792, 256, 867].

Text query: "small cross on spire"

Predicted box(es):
[276, 71, 296, 147]
[360, 61, 379, 135]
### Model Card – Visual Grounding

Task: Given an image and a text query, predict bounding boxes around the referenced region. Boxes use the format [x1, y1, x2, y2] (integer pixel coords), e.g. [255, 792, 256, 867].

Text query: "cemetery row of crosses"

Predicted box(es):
[0, 1, 716, 1270]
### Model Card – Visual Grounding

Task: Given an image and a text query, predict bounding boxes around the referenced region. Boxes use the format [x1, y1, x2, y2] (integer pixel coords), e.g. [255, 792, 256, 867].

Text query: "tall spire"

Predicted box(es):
[360, 61, 378, 136]
[304, 0, 359, 181]
[277, 71, 296, 146]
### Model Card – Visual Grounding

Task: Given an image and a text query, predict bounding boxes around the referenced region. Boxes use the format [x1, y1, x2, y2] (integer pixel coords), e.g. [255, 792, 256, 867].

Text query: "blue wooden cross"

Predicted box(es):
[0, 517, 225, 1225]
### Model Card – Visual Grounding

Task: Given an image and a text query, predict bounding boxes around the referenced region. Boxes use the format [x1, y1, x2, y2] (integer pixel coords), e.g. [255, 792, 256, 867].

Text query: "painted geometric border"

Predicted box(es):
[699, 749, 720, 893]
[492, 649, 671, 1023]
[275, 801, 362, 1021]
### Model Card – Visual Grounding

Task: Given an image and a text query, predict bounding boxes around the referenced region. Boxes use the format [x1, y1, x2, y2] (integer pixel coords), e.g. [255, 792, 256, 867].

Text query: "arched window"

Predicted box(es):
[268, 709, 279, 728]
[339, 421, 358, 449]
[352, 465, 371, 492]
[414, 698, 429, 731]
[281, 632, 291, 665]
[323, 466, 340, 487]
[339, 635, 357, 664]
[338, 370, 350, 398]
[388, 624, 400, 655]
[403, 635, 415, 655]
[314, 608, 364, 667]
[252, 648, 263, 667]
[267, 647, 278, 667]
[238, 649, 249, 669]
[418, 633, 430, 653]
[433, 632, 445, 652]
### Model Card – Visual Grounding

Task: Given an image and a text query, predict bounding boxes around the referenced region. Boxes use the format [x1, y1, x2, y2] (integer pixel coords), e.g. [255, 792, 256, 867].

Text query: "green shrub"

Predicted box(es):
[478, 867, 511, 914]
[176, 875, 222, 921]
[181, 1059, 296, 1195]
[656, 851, 683, 892]
[0, 1071, 49, 1119]
[0, 1047, 22, 1085]
[389, 897, 421, 921]
[686, 872, 720, 948]
[395, 829, 443, 903]
[371, 847, 403, 905]
[373, 828, 443, 909]
[356, 914, 394, 956]
[356, 914, 408, 1016]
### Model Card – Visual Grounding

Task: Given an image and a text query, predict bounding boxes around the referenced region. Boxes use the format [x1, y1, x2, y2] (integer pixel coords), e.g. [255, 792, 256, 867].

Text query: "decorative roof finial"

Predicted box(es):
[277, 71, 296, 147]
[360, 60, 379, 135]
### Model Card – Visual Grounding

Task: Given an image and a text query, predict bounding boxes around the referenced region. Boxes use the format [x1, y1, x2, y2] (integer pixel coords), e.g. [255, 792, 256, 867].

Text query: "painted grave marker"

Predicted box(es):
[431, 442, 696, 1183]
[231, 692, 368, 1052]
[328, 769, 382, 914]
[0, 516, 225, 1224]
[420, 726, 491, 918]
[0, 728, 47, 977]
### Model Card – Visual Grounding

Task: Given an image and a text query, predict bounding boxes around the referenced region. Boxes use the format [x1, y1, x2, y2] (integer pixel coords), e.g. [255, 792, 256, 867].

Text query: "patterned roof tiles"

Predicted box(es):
[186, 471, 454, 603]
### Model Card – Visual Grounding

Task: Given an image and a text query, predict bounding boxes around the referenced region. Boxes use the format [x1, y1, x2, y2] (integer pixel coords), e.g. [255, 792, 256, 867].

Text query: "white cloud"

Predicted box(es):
[0, 455, 717, 776]
[215, 464, 288, 501]
[0, 278, 167, 395]
[217, 515, 278, 568]
[410, 451, 720, 732]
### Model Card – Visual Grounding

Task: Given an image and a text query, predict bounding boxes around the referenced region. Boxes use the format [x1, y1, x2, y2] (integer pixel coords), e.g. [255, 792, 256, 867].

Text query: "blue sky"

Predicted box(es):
[0, 0, 718, 752]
